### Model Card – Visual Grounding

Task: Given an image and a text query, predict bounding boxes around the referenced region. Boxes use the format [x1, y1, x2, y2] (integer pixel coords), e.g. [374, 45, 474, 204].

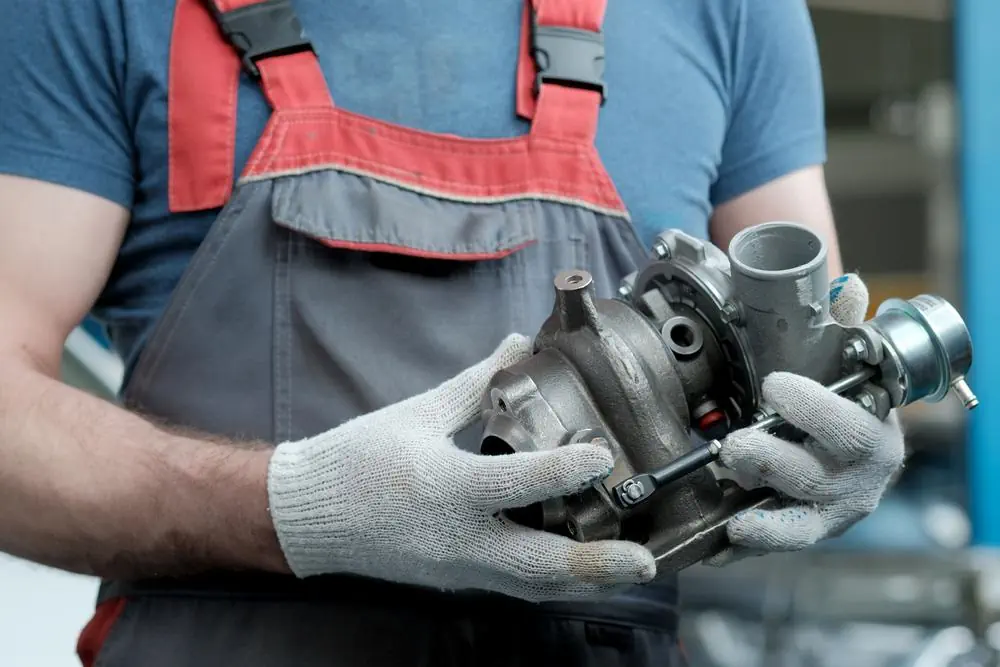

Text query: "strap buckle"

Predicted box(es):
[208, 0, 314, 79]
[531, 15, 607, 105]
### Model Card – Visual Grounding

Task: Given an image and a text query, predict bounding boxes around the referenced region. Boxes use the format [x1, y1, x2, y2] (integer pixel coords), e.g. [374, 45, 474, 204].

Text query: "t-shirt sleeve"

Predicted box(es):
[710, 0, 827, 206]
[0, 0, 134, 208]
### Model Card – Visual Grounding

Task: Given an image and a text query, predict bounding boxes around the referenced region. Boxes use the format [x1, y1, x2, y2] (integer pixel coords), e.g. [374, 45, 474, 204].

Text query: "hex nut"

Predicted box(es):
[857, 392, 877, 414]
[721, 302, 741, 324]
[653, 240, 671, 259]
[843, 338, 868, 363]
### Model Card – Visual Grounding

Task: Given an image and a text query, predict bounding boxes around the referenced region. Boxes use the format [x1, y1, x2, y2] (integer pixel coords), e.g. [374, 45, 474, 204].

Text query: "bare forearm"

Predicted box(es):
[0, 360, 289, 579]
[710, 165, 844, 280]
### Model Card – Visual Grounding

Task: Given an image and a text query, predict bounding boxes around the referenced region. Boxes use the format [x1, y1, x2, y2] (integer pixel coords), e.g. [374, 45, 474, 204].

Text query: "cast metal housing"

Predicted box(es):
[479, 221, 976, 577]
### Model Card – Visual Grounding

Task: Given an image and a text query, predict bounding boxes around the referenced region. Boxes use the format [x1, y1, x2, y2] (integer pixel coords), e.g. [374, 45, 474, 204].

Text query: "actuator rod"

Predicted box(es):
[611, 368, 876, 509]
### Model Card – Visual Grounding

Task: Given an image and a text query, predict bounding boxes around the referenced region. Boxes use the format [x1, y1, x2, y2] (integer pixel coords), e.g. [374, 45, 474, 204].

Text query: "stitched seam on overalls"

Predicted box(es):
[242, 112, 623, 204]
[274, 231, 293, 444]
[245, 117, 290, 175]
[254, 119, 603, 185]
[128, 192, 254, 397]
[254, 125, 616, 200]
[280, 213, 534, 255]
[264, 152, 609, 195]
[265, 170, 631, 220]
[168, 50, 240, 209]
[252, 109, 591, 156]
[260, 164, 621, 215]
[260, 169, 631, 220]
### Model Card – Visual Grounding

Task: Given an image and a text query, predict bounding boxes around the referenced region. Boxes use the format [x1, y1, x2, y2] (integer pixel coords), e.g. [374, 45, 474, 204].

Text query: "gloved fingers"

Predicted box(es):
[414, 333, 533, 435]
[761, 371, 886, 462]
[816, 494, 881, 538]
[725, 502, 826, 552]
[460, 442, 614, 512]
[720, 429, 852, 502]
[489, 521, 656, 599]
[828, 273, 869, 327]
[502, 578, 634, 603]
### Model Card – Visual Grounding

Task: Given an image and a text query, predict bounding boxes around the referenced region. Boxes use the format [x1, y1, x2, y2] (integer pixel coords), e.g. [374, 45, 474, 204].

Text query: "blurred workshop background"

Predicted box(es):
[4, 0, 1000, 665]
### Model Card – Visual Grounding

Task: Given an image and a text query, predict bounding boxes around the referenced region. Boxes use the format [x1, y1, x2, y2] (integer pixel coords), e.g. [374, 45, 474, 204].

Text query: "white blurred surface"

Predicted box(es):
[0, 554, 99, 667]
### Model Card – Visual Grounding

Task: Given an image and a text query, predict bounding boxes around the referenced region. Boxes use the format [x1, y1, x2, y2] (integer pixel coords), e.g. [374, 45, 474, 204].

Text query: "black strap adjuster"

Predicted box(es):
[208, 0, 314, 79]
[531, 18, 607, 104]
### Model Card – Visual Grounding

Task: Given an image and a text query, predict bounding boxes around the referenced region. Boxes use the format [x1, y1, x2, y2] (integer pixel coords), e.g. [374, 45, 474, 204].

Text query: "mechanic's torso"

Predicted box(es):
[43, 0, 821, 648]
[94, 0, 758, 372]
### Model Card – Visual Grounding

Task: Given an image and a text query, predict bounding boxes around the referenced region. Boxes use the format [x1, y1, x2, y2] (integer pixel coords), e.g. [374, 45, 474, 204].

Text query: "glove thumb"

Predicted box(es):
[417, 333, 533, 435]
[829, 273, 869, 327]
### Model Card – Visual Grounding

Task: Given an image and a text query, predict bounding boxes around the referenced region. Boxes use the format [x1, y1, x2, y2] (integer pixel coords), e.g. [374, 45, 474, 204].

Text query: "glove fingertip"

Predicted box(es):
[632, 544, 658, 583]
[430, 333, 534, 432]
[829, 273, 869, 327]
[727, 505, 824, 552]
[493, 333, 534, 365]
[761, 370, 816, 401]
[760, 372, 842, 419]
[718, 429, 778, 475]
[718, 429, 754, 465]
[728, 508, 769, 532]
[556, 442, 615, 479]
[608, 541, 657, 583]
[566, 539, 657, 586]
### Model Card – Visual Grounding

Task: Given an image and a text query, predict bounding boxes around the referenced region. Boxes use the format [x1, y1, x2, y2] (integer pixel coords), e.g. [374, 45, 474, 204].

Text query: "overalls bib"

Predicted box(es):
[76, 0, 685, 664]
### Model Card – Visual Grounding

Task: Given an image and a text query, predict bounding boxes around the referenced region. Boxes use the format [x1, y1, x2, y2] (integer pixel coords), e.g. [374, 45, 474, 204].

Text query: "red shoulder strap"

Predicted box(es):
[168, 0, 332, 213]
[169, 0, 605, 213]
[517, 0, 608, 144]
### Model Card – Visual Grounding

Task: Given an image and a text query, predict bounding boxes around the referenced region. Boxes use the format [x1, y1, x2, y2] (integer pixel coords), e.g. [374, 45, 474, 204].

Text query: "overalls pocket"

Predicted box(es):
[268, 170, 597, 441]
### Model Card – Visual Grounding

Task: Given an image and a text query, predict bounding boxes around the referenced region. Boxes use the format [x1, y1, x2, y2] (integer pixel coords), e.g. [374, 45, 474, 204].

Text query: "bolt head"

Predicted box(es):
[618, 283, 632, 298]
[857, 392, 877, 414]
[844, 338, 868, 363]
[623, 480, 645, 500]
[721, 302, 741, 324]
[653, 240, 671, 259]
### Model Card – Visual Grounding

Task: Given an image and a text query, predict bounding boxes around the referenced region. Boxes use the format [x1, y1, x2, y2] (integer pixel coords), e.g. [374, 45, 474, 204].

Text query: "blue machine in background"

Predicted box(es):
[79, 316, 112, 351]
[958, 0, 1000, 547]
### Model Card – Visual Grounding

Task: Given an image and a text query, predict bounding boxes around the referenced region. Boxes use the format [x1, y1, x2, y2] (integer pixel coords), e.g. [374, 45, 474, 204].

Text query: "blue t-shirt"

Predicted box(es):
[0, 0, 825, 374]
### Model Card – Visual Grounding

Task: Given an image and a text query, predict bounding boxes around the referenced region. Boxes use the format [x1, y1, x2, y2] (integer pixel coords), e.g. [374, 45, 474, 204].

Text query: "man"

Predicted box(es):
[0, 0, 904, 665]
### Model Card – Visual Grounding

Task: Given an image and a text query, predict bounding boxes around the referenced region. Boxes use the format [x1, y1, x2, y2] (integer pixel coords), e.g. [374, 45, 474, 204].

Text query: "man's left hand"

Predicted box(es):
[705, 274, 906, 565]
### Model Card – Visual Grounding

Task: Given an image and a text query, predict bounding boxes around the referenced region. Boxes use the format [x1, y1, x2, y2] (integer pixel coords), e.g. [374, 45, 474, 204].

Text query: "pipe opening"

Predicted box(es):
[670, 323, 695, 347]
[729, 222, 825, 278]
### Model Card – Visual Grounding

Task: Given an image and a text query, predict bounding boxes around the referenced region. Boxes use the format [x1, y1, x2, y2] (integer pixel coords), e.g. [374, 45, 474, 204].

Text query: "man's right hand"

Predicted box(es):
[267, 333, 657, 602]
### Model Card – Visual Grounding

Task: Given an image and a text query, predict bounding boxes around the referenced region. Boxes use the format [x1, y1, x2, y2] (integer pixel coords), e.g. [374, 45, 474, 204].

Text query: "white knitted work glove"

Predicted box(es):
[266, 334, 657, 602]
[705, 274, 906, 566]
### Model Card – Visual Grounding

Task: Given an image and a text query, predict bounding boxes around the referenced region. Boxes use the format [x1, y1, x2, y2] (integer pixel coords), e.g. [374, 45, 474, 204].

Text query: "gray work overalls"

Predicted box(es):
[75, 0, 685, 664]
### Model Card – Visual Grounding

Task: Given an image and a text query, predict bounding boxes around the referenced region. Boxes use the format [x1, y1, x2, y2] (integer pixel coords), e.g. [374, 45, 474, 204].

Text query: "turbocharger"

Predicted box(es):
[479, 221, 977, 577]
